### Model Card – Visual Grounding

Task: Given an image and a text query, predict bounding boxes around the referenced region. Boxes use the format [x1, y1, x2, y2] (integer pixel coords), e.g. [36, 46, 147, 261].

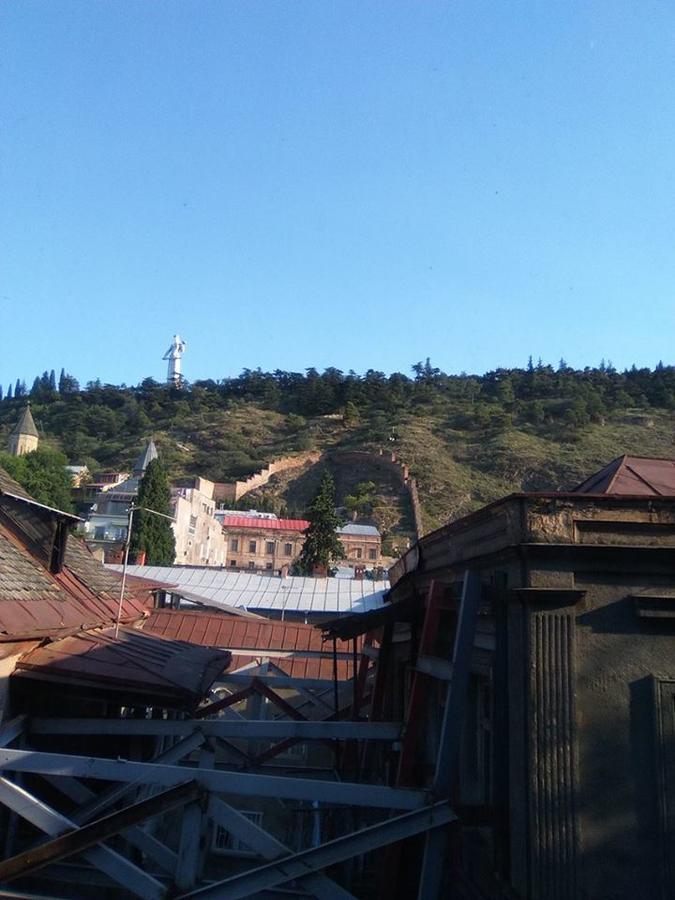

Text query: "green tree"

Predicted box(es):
[0, 448, 74, 513]
[129, 459, 176, 565]
[297, 472, 344, 574]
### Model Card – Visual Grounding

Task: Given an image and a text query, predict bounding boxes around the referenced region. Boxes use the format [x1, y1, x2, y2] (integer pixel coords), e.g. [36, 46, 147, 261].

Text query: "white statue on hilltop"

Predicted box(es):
[163, 334, 186, 385]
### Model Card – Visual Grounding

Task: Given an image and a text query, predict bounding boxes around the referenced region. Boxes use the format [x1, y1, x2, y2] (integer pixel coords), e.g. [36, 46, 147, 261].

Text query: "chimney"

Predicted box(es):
[133, 550, 147, 566]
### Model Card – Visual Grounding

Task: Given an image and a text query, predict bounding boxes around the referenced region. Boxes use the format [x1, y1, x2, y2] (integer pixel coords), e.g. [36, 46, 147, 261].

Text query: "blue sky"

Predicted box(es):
[1, 1, 674, 388]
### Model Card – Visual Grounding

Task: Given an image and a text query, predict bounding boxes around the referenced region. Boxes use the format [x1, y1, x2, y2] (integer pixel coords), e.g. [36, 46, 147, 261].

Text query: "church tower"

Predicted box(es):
[7, 404, 39, 456]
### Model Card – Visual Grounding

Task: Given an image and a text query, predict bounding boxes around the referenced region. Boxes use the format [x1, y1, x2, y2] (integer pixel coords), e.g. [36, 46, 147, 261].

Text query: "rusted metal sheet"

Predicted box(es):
[13, 626, 231, 708]
[141, 608, 357, 680]
[574, 454, 675, 495]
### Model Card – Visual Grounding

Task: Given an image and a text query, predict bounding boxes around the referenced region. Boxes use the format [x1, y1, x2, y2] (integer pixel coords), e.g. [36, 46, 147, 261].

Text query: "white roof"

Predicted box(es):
[107, 565, 389, 615]
[337, 524, 380, 537]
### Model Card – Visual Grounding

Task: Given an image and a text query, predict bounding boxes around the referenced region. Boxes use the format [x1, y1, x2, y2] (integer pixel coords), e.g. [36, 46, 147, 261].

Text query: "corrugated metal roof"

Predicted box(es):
[13, 625, 231, 708]
[220, 516, 310, 531]
[141, 608, 357, 680]
[107, 565, 389, 615]
[574, 455, 675, 495]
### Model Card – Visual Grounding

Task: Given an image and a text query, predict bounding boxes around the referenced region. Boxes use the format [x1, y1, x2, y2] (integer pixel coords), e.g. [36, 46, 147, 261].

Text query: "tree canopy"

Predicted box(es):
[297, 473, 345, 574]
[129, 459, 176, 565]
[0, 448, 74, 513]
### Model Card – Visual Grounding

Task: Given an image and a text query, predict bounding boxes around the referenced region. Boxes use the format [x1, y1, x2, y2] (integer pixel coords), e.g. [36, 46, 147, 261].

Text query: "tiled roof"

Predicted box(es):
[14, 625, 231, 709]
[141, 608, 357, 681]
[10, 405, 39, 438]
[574, 455, 675, 495]
[219, 516, 310, 531]
[107, 565, 389, 615]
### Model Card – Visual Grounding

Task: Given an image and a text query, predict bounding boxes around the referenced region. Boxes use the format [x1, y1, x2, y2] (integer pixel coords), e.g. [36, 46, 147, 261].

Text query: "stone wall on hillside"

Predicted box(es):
[213, 451, 321, 504]
[328, 449, 423, 538]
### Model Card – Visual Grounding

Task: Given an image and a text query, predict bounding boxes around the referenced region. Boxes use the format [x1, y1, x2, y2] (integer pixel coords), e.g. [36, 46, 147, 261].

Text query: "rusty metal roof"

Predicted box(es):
[13, 625, 231, 709]
[141, 608, 357, 681]
[0, 521, 149, 640]
[573, 455, 675, 495]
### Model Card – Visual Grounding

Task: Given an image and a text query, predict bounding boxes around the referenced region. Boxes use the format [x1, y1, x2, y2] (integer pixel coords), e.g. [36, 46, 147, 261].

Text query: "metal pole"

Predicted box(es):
[114, 504, 135, 639]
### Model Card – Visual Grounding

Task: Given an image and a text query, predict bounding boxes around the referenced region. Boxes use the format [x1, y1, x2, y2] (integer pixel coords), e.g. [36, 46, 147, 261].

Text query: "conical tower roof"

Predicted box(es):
[10, 404, 39, 439]
[133, 439, 158, 475]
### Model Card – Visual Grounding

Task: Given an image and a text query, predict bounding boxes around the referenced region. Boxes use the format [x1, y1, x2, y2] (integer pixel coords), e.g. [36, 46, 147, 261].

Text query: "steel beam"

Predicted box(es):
[0, 780, 200, 883]
[0, 715, 26, 748]
[29, 718, 401, 741]
[176, 750, 213, 891]
[180, 801, 457, 899]
[417, 569, 481, 900]
[208, 798, 355, 900]
[0, 748, 427, 809]
[72, 729, 205, 824]
[41, 772, 178, 875]
[219, 673, 337, 691]
[0, 778, 165, 899]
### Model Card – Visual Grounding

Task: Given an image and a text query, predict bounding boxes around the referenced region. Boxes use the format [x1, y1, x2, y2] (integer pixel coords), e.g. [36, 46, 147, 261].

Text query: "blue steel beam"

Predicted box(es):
[0, 748, 427, 810]
[180, 801, 457, 899]
[29, 719, 401, 741]
[0, 778, 164, 899]
[208, 798, 356, 900]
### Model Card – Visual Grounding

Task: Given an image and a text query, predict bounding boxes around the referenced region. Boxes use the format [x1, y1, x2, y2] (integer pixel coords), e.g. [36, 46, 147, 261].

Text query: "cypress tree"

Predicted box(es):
[129, 458, 175, 565]
[297, 472, 345, 574]
[49, 369, 57, 391]
[6, 384, 12, 400]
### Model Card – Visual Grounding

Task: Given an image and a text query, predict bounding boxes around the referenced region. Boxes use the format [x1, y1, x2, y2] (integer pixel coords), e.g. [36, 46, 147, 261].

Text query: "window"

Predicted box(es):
[248, 561, 255, 569]
[265, 562, 273, 570]
[284, 543, 293, 556]
[212, 811, 263, 855]
[229, 560, 237, 567]
[230, 538, 239, 551]
[368, 548, 377, 560]
[266, 541, 275, 555]
[352, 548, 363, 559]
[249, 540, 257, 553]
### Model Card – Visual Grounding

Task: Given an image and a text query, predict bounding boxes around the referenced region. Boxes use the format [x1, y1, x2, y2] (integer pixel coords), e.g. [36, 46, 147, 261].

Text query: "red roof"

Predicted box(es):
[219, 516, 309, 531]
[0, 521, 148, 640]
[574, 455, 675, 496]
[14, 625, 231, 709]
[142, 608, 359, 681]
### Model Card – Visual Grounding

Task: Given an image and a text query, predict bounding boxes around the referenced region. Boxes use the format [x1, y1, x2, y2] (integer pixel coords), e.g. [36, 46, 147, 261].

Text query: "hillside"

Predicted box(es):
[1, 363, 673, 542]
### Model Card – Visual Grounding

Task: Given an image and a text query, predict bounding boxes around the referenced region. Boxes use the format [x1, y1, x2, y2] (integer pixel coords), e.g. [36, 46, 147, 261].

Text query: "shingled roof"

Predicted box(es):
[574, 455, 675, 496]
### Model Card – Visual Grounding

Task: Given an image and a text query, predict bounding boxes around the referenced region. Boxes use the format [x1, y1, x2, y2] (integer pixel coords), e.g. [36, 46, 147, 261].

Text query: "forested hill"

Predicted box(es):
[0, 360, 673, 534]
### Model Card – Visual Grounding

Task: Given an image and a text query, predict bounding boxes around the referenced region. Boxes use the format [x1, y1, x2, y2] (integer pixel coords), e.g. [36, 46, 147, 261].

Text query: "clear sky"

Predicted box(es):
[1, 1, 674, 388]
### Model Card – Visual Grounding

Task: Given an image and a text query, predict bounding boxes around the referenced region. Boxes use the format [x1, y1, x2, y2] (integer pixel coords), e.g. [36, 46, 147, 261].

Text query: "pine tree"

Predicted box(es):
[297, 472, 344, 574]
[129, 458, 175, 565]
